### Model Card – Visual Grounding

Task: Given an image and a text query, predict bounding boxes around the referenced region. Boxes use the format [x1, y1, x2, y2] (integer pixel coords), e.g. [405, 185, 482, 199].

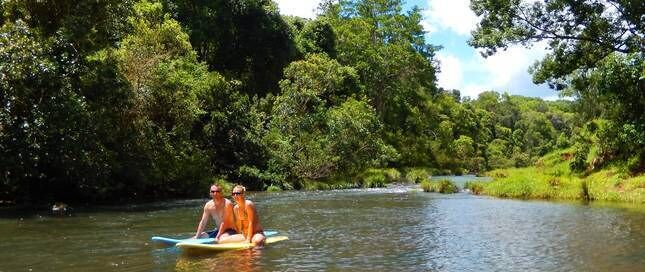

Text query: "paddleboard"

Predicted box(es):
[177, 236, 289, 251]
[152, 230, 278, 246]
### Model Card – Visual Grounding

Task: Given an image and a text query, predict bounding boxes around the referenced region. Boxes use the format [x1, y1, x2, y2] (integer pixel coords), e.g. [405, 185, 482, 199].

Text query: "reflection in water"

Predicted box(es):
[176, 248, 263, 272]
[1, 185, 644, 271]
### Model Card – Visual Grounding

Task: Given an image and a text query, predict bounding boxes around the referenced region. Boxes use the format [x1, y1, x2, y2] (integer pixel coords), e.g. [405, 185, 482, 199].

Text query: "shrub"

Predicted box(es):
[421, 179, 459, 194]
[436, 179, 459, 193]
[383, 168, 402, 182]
[420, 180, 433, 192]
[362, 173, 386, 188]
[405, 168, 430, 183]
[464, 181, 485, 195]
[266, 184, 283, 192]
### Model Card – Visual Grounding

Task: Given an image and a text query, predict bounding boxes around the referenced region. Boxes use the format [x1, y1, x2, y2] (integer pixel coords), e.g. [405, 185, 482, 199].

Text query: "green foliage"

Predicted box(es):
[322, 0, 441, 169]
[464, 181, 484, 195]
[404, 168, 430, 183]
[383, 168, 402, 182]
[0, 21, 111, 202]
[265, 54, 395, 184]
[162, 0, 297, 94]
[294, 18, 337, 58]
[266, 184, 283, 192]
[470, 0, 641, 85]
[481, 150, 644, 203]
[421, 179, 458, 194]
[357, 168, 401, 188]
[2, 0, 639, 204]
[1, 0, 134, 53]
[470, 1, 643, 172]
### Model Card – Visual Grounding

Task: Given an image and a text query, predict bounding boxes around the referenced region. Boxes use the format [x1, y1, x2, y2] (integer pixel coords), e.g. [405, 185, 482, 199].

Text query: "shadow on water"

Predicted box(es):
[0, 198, 207, 219]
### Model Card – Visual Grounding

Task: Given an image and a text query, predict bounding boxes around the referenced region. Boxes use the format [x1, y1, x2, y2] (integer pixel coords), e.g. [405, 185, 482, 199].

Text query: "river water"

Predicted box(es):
[1, 182, 644, 271]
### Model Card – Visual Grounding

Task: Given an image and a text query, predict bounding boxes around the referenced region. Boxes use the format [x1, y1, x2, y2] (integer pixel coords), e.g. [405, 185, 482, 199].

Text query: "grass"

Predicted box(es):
[357, 168, 402, 188]
[404, 168, 431, 183]
[476, 149, 645, 203]
[266, 184, 283, 192]
[464, 181, 484, 195]
[301, 180, 359, 191]
[421, 179, 459, 194]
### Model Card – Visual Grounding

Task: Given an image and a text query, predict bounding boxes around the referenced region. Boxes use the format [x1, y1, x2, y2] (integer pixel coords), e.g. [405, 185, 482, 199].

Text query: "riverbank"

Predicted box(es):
[466, 150, 645, 203]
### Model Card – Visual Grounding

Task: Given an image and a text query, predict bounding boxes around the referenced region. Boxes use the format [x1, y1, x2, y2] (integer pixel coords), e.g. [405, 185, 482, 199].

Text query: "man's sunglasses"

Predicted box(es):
[210, 190, 221, 193]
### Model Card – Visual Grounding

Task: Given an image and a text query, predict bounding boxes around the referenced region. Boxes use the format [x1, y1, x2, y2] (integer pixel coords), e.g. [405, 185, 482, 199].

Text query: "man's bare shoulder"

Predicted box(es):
[203, 200, 215, 209]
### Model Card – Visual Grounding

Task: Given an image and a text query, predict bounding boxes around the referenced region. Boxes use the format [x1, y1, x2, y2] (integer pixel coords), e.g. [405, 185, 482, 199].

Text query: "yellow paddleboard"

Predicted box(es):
[176, 236, 289, 251]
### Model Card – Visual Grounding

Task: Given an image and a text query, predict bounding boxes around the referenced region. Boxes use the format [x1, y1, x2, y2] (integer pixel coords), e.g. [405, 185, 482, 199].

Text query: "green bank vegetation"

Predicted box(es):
[0, 0, 642, 204]
[421, 179, 459, 194]
[466, 148, 644, 203]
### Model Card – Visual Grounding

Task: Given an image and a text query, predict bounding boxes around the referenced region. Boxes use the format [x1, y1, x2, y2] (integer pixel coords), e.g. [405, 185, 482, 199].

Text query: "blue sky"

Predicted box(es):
[274, 0, 560, 100]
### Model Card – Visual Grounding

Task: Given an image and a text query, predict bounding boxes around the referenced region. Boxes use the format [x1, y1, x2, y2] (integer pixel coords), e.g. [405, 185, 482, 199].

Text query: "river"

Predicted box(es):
[1, 181, 644, 271]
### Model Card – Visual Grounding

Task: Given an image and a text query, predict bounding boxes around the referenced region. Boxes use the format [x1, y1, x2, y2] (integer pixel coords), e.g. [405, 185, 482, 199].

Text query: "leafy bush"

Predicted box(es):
[464, 182, 485, 195]
[383, 168, 402, 182]
[266, 184, 283, 192]
[405, 168, 430, 183]
[421, 179, 459, 194]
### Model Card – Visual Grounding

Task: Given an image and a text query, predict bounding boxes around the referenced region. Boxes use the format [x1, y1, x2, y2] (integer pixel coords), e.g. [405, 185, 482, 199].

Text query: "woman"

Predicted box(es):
[218, 185, 266, 246]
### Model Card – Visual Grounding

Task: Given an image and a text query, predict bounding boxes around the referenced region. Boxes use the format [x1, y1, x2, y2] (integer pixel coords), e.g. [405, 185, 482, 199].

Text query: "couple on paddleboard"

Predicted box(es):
[193, 184, 266, 246]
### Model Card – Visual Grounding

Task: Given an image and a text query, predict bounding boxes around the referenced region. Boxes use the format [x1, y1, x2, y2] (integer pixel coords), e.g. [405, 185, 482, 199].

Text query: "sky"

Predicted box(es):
[273, 0, 561, 100]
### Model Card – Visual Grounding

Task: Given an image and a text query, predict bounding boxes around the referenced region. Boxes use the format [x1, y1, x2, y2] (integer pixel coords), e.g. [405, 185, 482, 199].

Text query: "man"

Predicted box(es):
[218, 185, 266, 246]
[193, 184, 237, 241]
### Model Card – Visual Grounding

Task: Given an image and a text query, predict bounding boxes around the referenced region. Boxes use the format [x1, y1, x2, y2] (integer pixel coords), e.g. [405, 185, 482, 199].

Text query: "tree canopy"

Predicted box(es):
[0, 0, 639, 204]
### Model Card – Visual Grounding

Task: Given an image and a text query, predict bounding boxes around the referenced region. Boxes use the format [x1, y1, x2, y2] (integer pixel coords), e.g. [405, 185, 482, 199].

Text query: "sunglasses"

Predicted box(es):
[210, 190, 221, 193]
[231, 192, 243, 195]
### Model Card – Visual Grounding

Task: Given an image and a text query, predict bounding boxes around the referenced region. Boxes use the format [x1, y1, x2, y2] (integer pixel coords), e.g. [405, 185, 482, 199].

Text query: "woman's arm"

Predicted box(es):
[245, 202, 256, 243]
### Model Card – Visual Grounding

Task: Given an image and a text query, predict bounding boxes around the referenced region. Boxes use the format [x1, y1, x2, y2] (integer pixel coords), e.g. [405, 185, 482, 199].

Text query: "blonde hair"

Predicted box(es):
[233, 185, 246, 193]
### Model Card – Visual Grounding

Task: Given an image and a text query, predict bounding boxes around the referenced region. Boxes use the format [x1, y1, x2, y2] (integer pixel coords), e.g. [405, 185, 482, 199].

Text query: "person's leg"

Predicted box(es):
[217, 233, 245, 243]
[216, 229, 237, 241]
[251, 232, 266, 246]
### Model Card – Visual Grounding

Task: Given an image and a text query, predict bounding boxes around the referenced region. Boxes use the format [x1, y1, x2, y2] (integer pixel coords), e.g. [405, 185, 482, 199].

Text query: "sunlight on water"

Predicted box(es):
[1, 182, 644, 271]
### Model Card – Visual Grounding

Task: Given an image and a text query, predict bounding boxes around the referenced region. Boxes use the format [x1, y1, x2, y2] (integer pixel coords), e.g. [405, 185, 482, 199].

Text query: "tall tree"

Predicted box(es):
[322, 0, 440, 167]
[162, 0, 297, 95]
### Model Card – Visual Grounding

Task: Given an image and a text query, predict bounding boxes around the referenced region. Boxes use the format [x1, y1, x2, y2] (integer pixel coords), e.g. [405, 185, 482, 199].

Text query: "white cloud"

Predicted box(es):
[273, 0, 557, 99]
[423, 0, 478, 36]
[423, 0, 554, 99]
[435, 43, 552, 99]
[274, 0, 322, 19]
[436, 53, 463, 90]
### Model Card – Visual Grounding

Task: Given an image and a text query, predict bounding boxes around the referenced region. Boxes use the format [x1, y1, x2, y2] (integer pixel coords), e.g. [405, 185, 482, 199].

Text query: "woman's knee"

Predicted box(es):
[252, 233, 266, 244]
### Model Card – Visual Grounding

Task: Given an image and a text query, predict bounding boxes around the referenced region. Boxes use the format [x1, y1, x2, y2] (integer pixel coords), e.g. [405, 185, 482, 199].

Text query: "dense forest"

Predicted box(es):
[0, 0, 642, 204]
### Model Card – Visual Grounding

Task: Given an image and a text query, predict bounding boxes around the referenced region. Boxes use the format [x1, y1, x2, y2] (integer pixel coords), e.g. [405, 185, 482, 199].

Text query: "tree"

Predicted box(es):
[470, 0, 642, 88]
[452, 135, 475, 171]
[470, 1, 643, 162]
[295, 18, 337, 58]
[162, 0, 297, 95]
[265, 54, 394, 183]
[1, 0, 134, 54]
[0, 21, 110, 203]
[322, 0, 440, 167]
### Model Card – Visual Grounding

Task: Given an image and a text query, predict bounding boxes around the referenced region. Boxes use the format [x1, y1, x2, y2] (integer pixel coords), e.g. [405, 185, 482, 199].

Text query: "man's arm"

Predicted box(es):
[193, 204, 210, 238]
[216, 202, 236, 240]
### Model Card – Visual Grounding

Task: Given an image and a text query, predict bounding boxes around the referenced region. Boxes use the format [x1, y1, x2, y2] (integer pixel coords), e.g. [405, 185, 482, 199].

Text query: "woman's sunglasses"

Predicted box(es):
[231, 192, 243, 196]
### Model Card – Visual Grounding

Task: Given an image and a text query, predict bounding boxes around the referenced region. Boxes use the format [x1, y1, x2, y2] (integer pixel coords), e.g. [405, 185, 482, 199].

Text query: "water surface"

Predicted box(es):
[1, 184, 644, 271]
